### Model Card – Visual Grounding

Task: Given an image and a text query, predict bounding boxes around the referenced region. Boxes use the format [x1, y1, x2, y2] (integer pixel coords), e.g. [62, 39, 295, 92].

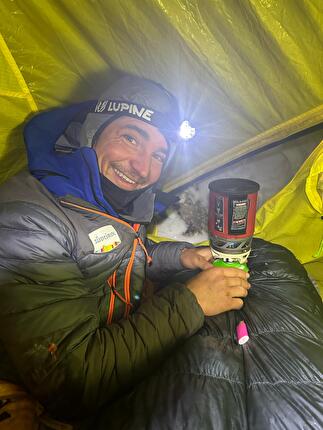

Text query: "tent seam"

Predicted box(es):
[163, 104, 323, 192]
[0, 32, 38, 112]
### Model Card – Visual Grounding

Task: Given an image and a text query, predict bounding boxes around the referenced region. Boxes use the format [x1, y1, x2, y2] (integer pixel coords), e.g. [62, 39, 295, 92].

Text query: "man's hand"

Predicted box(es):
[186, 266, 250, 316]
[180, 247, 213, 271]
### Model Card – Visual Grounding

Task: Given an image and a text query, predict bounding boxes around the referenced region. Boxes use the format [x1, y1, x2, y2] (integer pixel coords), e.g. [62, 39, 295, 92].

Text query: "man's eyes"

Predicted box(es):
[122, 134, 166, 163]
[153, 153, 166, 163]
[123, 134, 137, 146]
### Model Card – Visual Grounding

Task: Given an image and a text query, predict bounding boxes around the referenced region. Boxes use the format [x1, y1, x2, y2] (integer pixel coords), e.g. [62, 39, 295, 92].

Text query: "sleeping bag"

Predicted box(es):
[91, 239, 323, 430]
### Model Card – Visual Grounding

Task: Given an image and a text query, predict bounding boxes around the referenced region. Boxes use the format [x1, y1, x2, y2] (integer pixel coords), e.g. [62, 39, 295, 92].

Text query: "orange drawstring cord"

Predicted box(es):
[108, 281, 133, 308]
[107, 273, 116, 324]
[137, 236, 152, 265]
[60, 202, 152, 322]
[133, 223, 153, 265]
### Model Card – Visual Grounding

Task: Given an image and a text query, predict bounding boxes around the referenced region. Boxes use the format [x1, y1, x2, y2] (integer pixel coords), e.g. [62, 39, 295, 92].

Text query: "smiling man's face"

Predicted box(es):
[93, 116, 168, 191]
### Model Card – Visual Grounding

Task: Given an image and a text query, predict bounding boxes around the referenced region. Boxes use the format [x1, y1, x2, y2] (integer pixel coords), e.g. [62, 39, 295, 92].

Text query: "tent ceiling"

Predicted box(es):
[0, 0, 322, 188]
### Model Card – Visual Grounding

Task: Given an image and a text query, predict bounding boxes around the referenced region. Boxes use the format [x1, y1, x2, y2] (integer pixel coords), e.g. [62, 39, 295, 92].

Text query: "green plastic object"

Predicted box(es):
[212, 259, 249, 272]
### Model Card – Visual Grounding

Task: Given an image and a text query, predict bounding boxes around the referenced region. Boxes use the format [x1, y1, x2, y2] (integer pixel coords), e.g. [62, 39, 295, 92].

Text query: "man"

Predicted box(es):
[0, 75, 249, 424]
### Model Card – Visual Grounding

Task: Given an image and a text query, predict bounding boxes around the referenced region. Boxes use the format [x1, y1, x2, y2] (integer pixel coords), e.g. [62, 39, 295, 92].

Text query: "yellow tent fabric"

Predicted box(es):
[255, 140, 323, 298]
[0, 0, 322, 188]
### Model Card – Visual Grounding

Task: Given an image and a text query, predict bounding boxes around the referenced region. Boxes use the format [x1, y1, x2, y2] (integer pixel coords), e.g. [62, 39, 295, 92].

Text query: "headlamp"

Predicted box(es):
[91, 99, 195, 144]
[179, 120, 195, 140]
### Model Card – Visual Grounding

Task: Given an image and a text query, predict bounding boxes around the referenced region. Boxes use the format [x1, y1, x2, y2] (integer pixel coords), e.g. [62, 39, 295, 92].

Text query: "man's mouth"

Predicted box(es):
[113, 167, 136, 185]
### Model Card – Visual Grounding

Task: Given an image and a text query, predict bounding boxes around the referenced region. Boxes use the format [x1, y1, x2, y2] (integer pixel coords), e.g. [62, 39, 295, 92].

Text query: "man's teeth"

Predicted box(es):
[114, 168, 136, 184]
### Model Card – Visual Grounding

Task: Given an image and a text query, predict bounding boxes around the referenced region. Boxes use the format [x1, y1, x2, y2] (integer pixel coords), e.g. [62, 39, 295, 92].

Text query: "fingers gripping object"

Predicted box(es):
[208, 178, 260, 272]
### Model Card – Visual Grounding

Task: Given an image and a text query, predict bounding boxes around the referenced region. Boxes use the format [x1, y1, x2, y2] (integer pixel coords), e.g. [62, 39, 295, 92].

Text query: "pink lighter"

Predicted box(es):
[236, 320, 249, 345]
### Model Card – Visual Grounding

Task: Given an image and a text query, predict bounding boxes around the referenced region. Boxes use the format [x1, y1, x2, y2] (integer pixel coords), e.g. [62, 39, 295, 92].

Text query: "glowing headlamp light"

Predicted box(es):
[179, 120, 195, 140]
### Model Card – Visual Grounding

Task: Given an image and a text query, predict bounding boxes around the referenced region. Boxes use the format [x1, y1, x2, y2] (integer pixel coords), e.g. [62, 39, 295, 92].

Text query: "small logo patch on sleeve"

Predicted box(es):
[88, 225, 121, 253]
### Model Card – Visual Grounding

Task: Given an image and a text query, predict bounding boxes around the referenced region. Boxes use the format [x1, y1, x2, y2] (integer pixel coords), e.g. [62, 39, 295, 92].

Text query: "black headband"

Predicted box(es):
[91, 99, 180, 133]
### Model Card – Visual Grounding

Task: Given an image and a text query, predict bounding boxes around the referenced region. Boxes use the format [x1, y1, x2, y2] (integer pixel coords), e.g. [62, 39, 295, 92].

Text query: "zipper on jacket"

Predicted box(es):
[123, 224, 140, 318]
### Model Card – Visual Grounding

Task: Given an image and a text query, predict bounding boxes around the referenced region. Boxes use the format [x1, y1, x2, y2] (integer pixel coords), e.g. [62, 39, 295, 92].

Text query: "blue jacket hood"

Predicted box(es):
[24, 101, 122, 217]
[24, 102, 163, 222]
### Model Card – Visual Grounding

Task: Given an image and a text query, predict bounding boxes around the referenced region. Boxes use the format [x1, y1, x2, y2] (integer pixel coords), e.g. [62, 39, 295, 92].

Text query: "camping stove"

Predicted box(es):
[208, 178, 260, 271]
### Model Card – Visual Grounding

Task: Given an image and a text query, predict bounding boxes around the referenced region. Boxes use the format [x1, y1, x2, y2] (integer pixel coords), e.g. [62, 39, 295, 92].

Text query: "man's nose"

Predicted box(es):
[130, 152, 151, 178]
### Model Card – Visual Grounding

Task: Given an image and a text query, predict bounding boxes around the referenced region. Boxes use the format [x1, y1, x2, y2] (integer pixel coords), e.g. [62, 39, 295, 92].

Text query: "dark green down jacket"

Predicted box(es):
[0, 170, 204, 420]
